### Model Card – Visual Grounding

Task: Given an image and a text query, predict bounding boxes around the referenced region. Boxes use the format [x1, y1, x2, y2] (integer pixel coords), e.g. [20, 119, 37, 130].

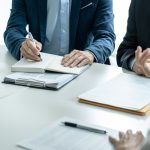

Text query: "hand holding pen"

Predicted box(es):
[20, 32, 42, 61]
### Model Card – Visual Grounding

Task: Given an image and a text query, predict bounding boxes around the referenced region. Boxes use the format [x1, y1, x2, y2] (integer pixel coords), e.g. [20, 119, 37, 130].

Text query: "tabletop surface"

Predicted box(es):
[0, 45, 149, 150]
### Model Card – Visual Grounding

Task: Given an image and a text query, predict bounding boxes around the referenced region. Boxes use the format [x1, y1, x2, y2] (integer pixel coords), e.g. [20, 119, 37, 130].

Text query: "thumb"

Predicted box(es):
[135, 46, 142, 62]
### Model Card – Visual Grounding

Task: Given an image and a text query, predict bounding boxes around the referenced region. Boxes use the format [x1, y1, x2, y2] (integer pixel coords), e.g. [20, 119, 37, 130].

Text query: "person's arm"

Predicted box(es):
[85, 0, 115, 64]
[61, 0, 115, 68]
[4, 0, 28, 60]
[117, 0, 138, 70]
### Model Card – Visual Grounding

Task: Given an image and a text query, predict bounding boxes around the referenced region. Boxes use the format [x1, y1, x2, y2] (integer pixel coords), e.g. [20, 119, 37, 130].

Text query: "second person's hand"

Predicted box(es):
[133, 46, 150, 78]
[20, 39, 42, 61]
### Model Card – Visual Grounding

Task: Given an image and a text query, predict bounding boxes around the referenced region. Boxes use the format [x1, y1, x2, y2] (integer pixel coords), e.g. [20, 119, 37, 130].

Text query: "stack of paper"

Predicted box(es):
[79, 73, 150, 115]
[3, 72, 77, 90]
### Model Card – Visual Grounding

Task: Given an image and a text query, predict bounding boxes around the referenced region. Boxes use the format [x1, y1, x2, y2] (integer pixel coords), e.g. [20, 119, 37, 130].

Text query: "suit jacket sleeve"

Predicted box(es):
[85, 0, 115, 64]
[4, 0, 27, 60]
[117, 0, 138, 70]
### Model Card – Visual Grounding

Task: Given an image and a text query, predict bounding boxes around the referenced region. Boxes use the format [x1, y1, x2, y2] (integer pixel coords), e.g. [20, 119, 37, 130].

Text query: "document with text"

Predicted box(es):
[17, 117, 117, 150]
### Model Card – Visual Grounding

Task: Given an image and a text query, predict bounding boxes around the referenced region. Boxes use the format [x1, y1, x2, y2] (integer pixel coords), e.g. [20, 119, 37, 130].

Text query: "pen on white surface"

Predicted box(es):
[63, 122, 107, 134]
[28, 32, 42, 61]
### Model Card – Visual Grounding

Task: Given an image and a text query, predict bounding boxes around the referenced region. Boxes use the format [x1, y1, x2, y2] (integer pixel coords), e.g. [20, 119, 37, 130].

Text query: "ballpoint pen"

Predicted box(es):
[28, 32, 42, 61]
[62, 122, 107, 134]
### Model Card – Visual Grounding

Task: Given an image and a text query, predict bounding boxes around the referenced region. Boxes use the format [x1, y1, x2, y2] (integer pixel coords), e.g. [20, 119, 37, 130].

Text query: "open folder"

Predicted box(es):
[78, 73, 150, 116]
[11, 52, 89, 75]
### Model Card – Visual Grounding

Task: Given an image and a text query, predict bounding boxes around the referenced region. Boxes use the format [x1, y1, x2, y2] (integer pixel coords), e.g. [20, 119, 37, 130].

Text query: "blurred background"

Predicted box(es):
[0, 0, 131, 53]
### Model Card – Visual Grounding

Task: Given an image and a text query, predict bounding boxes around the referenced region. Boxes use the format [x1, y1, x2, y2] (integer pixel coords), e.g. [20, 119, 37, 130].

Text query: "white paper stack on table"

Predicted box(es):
[78, 73, 150, 116]
[3, 72, 77, 90]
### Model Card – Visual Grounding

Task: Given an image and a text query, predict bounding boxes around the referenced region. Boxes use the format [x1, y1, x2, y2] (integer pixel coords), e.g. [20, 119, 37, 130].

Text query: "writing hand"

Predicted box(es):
[20, 39, 42, 61]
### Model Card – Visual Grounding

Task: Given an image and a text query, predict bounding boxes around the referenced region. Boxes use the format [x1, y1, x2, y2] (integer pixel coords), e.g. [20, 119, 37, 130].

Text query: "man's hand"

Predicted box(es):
[61, 50, 94, 68]
[133, 46, 150, 77]
[20, 39, 42, 61]
[109, 130, 144, 150]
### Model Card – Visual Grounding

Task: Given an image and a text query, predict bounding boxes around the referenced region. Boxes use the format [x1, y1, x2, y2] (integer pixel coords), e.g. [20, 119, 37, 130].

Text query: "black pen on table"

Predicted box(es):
[62, 122, 107, 134]
[28, 32, 42, 61]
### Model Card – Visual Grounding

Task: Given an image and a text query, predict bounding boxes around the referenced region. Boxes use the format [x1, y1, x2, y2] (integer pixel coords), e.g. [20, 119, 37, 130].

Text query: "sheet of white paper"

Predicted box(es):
[17, 117, 116, 150]
[79, 73, 150, 110]
[12, 53, 52, 70]
[46, 55, 89, 75]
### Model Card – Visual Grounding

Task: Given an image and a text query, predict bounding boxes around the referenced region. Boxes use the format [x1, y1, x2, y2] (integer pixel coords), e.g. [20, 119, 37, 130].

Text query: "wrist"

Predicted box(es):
[132, 62, 143, 75]
[84, 51, 94, 63]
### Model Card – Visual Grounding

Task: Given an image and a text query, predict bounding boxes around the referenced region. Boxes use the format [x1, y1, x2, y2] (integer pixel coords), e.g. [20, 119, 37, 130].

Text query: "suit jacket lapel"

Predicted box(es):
[70, 0, 82, 50]
[37, 0, 47, 45]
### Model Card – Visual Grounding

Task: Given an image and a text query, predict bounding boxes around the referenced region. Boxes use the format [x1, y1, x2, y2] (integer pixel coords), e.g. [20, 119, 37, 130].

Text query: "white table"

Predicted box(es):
[0, 45, 149, 150]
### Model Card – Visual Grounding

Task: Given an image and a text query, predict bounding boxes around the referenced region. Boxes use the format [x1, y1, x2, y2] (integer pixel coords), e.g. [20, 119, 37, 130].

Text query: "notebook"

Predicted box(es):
[17, 117, 117, 150]
[3, 72, 77, 90]
[78, 73, 150, 116]
[11, 52, 89, 75]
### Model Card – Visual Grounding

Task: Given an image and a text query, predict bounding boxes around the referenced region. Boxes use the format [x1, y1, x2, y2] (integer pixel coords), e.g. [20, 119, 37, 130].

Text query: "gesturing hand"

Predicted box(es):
[61, 50, 94, 68]
[109, 130, 144, 150]
[133, 46, 150, 77]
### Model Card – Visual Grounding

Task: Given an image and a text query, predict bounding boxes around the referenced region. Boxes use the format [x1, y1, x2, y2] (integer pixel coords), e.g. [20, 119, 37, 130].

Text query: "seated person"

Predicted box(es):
[109, 130, 150, 150]
[117, 0, 150, 78]
[4, 0, 115, 68]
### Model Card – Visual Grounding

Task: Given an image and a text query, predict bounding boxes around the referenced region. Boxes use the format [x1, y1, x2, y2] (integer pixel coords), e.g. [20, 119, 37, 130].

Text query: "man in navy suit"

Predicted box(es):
[4, 0, 115, 68]
[117, 0, 150, 77]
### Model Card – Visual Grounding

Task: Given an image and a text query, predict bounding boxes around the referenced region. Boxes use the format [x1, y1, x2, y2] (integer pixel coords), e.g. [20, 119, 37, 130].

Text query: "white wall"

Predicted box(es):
[0, 0, 131, 51]
[113, 0, 131, 51]
[0, 0, 12, 45]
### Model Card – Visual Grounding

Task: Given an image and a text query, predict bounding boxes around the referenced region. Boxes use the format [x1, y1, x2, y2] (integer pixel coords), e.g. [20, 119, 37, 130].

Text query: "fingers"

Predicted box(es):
[135, 46, 142, 64]
[109, 130, 144, 150]
[126, 130, 133, 139]
[134, 46, 150, 77]
[109, 136, 118, 146]
[20, 39, 42, 61]
[140, 50, 150, 65]
[61, 50, 94, 68]
[61, 50, 77, 65]
[119, 131, 125, 139]
[35, 40, 42, 51]
[136, 130, 144, 140]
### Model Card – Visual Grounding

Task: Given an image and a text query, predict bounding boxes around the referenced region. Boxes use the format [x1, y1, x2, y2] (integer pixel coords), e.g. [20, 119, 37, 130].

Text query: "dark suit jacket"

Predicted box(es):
[4, 0, 115, 64]
[117, 0, 150, 70]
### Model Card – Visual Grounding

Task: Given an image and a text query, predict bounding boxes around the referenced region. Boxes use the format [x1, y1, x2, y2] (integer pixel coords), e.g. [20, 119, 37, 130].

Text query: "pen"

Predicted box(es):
[28, 32, 42, 61]
[63, 122, 107, 134]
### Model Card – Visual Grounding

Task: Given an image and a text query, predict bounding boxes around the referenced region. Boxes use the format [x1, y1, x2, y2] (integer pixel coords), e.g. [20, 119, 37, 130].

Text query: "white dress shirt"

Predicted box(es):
[43, 0, 70, 56]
